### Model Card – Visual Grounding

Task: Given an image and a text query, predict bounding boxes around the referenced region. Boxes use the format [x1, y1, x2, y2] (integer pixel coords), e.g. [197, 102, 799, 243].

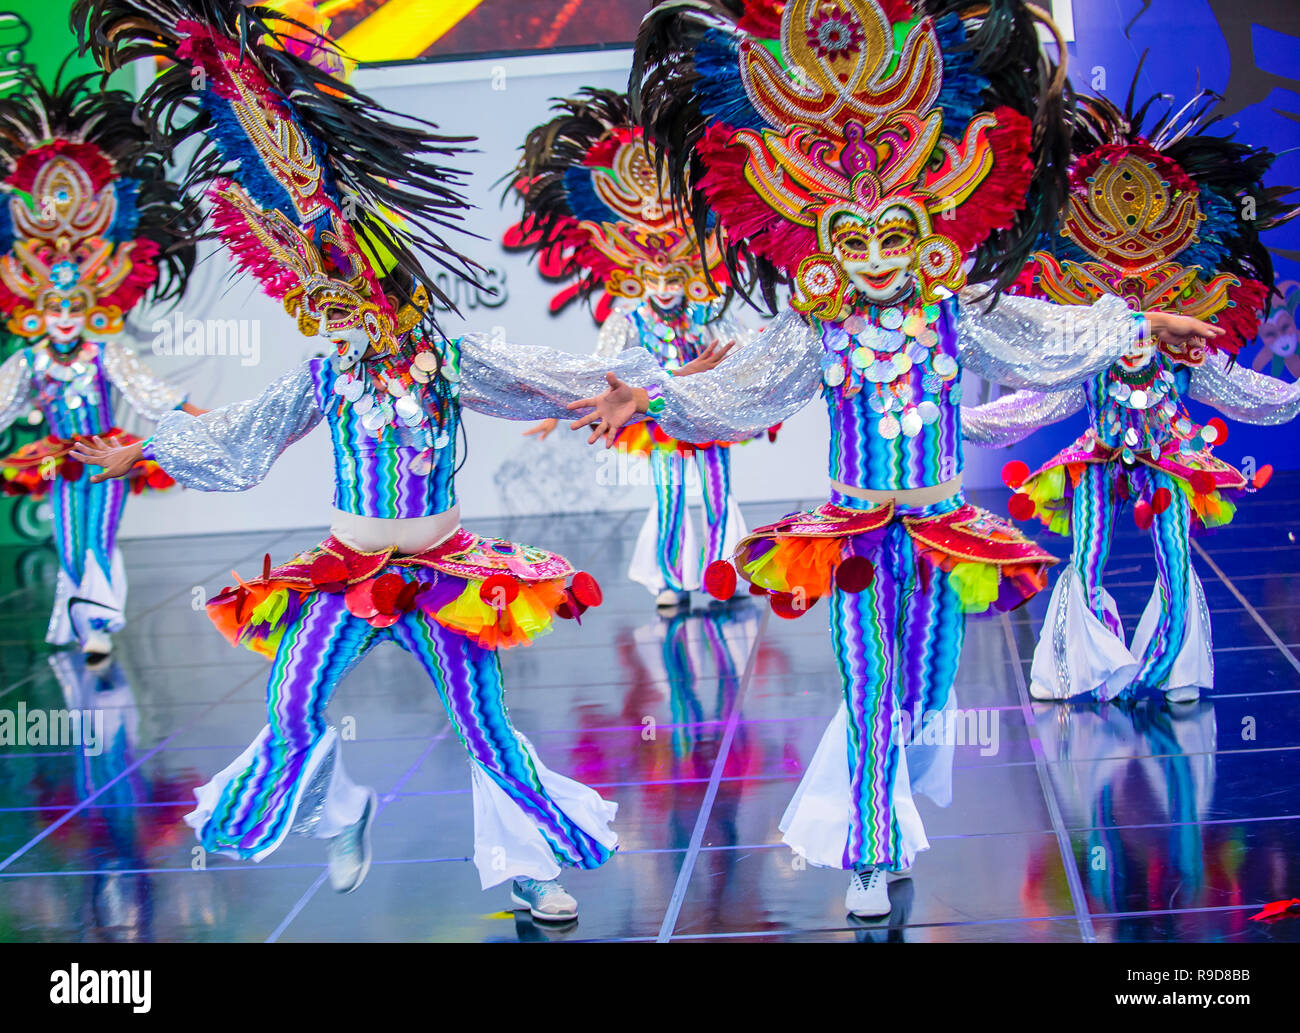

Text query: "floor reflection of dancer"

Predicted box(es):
[575, 0, 1222, 918]
[1028, 699, 1216, 939]
[68, 2, 701, 920]
[0, 71, 202, 659]
[964, 85, 1300, 703]
[506, 90, 757, 610]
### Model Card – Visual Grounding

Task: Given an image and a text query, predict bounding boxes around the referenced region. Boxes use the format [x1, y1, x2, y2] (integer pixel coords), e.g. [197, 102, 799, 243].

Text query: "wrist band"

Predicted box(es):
[140, 436, 156, 462]
[645, 381, 666, 416]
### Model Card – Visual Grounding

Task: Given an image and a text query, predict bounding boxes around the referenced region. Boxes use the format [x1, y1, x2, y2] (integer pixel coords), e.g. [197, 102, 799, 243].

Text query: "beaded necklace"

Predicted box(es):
[813, 298, 959, 440]
[32, 337, 100, 411]
[329, 327, 460, 476]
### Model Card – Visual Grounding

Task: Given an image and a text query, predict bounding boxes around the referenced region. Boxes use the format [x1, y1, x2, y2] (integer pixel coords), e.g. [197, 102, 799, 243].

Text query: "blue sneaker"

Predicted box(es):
[510, 877, 578, 921]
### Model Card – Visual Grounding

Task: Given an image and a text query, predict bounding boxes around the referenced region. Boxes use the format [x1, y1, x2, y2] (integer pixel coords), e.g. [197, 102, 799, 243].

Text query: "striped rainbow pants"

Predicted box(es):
[193, 590, 615, 873]
[649, 445, 731, 592]
[829, 495, 965, 870]
[49, 475, 128, 639]
[1070, 464, 1192, 693]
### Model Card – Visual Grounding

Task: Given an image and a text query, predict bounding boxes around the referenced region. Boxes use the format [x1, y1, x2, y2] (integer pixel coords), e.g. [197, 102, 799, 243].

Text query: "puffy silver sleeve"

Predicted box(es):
[148, 361, 322, 492]
[592, 309, 638, 359]
[962, 387, 1085, 448]
[957, 290, 1139, 390]
[102, 338, 188, 419]
[649, 307, 822, 442]
[0, 351, 33, 432]
[1188, 354, 1300, 425]
[459, 331, 667, 420]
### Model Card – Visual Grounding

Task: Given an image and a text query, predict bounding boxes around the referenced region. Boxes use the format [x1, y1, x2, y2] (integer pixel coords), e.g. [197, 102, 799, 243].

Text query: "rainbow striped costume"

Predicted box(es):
[640, 291, 1141, 872]
[600, 301, 753, 595]
[0, 337, 184, 647]
[143, 327, 691, 886]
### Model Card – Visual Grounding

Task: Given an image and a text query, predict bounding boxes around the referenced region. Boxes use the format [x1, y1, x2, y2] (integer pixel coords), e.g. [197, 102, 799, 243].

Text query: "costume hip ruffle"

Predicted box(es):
[705, 499, 1054, 615]
[1017, 432, 1247, 534]
[1, 430, 174, 497]
[206, 528, 603, 657]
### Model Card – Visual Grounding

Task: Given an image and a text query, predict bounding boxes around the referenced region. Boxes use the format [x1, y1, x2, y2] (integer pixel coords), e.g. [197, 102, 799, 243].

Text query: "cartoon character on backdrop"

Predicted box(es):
[567, 0, 1223, 920]
[0, 70, 202, 659]
[74, 0, 726, 921]
[505, 89, 763, 610]
[1249, 280, 1300, 381]
[963, 83, 1300, 703]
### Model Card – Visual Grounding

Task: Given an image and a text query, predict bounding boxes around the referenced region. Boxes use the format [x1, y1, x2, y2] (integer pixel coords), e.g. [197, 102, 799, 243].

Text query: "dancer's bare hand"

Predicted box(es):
[1144, 311, 1224, 354]
[523, 418, 558, 440]
[68, 436, 142, 483]
[567, 372, 648, 447]
[677, 338, 736, 376]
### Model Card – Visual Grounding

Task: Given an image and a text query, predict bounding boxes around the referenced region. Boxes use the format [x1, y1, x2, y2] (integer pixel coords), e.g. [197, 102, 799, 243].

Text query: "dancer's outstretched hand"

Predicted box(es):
[567, 372, 647, 447]
[523, 418, 558, 440]
[68, 436, 143, 483]
[677, 338, 736, 376]
[1144, 311, 1224, 352]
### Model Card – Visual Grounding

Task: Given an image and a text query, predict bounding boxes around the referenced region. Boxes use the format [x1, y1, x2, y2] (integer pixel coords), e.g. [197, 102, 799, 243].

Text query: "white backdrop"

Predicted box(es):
[117, 51, 1008, 540]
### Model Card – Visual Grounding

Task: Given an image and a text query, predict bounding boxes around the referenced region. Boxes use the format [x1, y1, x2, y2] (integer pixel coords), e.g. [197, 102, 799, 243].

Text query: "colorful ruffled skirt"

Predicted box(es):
[1016, 430, 1249, 535]
[1, 430, 174, 497]
[207, 527, 603, 658]
[704, 494, 1055, 616]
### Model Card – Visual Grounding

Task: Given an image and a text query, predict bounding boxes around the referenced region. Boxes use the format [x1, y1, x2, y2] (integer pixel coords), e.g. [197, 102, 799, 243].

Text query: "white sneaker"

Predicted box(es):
[82, 631, 112, 660]
[845, 867, 890, 917]
[656, 589, 688, 610]
[1164, 684, 1201, 704]
[1028, 679, 1061, 701]
[511, 877, 579, 921]
[327, 789, 377, 893]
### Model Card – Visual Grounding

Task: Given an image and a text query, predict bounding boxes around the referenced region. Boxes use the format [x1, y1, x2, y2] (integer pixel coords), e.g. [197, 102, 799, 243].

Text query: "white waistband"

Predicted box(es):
[830, 475, 964, 508]
[329, 505, 461, 554]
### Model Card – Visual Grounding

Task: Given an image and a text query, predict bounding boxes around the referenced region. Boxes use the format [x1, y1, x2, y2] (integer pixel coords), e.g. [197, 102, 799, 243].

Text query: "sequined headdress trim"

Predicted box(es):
[76, 0, 479, 354]
[1013, 74, 1299, 358]
[633, 0, 1071, 317]
[0, 69, 198, 338]
[504, 88, 730, 323]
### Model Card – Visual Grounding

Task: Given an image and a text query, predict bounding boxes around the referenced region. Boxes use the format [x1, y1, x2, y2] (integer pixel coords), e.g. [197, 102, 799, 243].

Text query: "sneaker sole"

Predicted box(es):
[334, 790, 377, 894]
[510, 891, 577, 922]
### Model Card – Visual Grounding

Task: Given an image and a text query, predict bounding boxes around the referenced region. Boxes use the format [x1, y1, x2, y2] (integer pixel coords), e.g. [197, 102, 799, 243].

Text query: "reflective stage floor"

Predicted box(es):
[2, 476, 1298, 944]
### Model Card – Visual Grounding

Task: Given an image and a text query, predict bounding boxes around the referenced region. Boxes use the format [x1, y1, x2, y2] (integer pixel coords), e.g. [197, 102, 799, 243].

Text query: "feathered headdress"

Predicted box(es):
[632, 0, 1070, 319]
[1013, 71, 1299, 360]
[0, 67, 199, 338]
[75, 0, 481, 355]
[503, 88, 730, 325]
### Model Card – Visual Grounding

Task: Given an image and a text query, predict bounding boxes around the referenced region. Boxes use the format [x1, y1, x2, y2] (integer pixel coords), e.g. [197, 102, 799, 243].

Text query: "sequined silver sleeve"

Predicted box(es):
[1188, 353, 1300, 425]
[962, 387, 1085, 447]
[459, 330, 667, 420]
[102, 338, 187, 420]
[0, 351, 33, 432]
[651, 307, 822, 442]
[957, 290, 1138, 390]
[592, 308, 638, 359]
[149, 361, 323, 491]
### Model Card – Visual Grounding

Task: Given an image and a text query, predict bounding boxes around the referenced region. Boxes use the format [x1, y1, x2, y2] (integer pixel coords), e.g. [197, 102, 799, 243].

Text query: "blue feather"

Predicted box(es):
[107, 179, 141, 242]
[0, 197, 13, 255]
[199, 91, 337, 229]
[563, 165, 618, 223]
[1178, 187, 1236, 271]
[696, 30, 764, 130]
[933, 14, 988, 136]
